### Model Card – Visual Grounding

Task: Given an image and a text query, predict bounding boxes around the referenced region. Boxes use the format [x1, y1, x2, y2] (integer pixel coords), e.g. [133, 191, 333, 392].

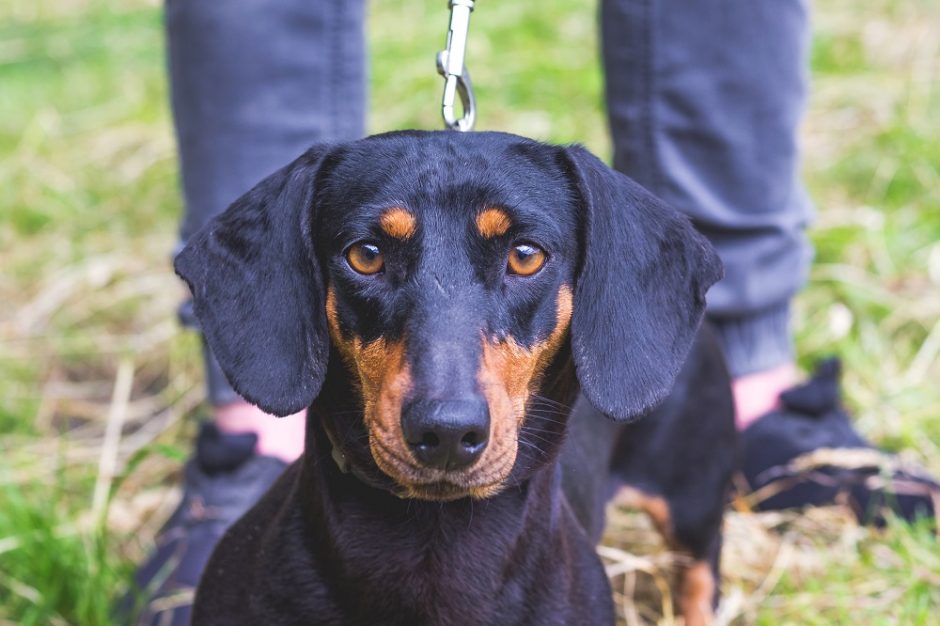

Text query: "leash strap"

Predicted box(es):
[436, 0, 477, 131]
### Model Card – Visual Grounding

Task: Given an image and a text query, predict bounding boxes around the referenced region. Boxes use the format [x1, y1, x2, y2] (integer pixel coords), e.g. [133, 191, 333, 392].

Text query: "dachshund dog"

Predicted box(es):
[175, 130, 736, 625]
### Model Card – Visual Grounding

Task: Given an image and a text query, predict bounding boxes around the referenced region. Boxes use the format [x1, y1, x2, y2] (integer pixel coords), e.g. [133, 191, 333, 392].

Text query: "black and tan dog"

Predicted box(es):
[176, 130, 736, 625]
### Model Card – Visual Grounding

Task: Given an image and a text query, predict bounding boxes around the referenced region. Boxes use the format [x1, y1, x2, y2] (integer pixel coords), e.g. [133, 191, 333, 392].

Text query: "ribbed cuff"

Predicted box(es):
[710, 303, 794, 378]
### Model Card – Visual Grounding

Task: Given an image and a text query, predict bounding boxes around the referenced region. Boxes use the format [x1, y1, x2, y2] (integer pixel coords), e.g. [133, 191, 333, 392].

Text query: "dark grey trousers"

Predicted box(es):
[167, 0, 812, 405]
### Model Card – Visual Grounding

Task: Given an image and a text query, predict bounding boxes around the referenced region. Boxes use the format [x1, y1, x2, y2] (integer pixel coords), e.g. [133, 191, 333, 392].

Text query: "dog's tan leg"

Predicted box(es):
[613, 486, 674, 544]
[678, 560, 714, 626]
[612, 486, 715, 626]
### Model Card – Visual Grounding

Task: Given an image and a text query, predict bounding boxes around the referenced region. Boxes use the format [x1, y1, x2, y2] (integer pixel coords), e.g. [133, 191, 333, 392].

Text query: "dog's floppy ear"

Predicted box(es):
[174, 145, 333, 416]
[562, 145, 722, 421]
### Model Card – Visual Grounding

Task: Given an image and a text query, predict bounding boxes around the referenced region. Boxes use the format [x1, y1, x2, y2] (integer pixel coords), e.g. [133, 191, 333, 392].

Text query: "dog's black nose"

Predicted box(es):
[401, 398, 490, 471]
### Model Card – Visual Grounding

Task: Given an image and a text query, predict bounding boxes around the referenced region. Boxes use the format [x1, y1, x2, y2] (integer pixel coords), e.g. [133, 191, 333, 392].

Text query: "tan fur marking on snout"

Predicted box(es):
[325, 289, 414, 479]
[476, 208, 512, 238]
[326, 287, 575, 501]
[328, 288, 506, 499]
[379, 207, 417, 240]
[475, 286, 574, 494]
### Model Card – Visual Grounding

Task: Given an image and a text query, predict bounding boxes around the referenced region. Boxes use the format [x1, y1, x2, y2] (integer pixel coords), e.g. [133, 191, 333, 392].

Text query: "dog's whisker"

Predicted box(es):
[527, 402, 568, 413]
[525, 409, 567, 420]
[520, 426, 564, 444]
[524, 411, 567, 424]
[520, 418, 564, 430]
[519, 430, 556, 448]
[516, 437, 540, 450]
[528, 394, 572, 411]
[526, 402, 567, 413]
[518, 425, 563, 436]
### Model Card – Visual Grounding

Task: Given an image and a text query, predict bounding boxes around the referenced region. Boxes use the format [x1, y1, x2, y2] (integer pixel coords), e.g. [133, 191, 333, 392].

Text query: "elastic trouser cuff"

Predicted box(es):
[711, 303, 795, 378]
[179, 299, 243, 407]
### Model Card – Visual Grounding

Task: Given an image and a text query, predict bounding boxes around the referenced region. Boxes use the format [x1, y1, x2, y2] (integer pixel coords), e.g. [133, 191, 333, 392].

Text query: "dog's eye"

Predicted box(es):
[507, 243, 546, 276]
[346, 242, 384, 275]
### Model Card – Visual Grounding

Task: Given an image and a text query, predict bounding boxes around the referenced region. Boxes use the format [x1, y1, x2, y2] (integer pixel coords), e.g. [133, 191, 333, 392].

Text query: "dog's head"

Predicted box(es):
[175, 131, 721, 500]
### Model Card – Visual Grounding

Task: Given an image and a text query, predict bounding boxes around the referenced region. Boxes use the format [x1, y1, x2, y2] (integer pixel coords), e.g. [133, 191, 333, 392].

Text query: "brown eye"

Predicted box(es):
[507, 243, 546, 276]
[346, 242, 384, 275]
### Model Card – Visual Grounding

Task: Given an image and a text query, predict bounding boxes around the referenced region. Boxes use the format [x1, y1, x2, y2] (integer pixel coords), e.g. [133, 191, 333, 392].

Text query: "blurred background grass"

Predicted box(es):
[0, 0, 937, 623]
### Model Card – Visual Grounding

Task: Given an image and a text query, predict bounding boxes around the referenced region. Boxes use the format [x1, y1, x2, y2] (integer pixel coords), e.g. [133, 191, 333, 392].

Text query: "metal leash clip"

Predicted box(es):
[436, 0, 476, 132]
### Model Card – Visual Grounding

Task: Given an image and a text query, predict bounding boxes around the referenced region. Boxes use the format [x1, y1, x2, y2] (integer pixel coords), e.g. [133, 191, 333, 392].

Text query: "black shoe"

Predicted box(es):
[122, 422, 288, 626]
[741, 358, 938, 525]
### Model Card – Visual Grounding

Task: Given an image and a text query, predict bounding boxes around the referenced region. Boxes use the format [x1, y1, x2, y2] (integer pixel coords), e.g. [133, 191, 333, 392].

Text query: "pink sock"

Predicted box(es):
[214, 401, 306, 463]
[731, 362, 799, 431]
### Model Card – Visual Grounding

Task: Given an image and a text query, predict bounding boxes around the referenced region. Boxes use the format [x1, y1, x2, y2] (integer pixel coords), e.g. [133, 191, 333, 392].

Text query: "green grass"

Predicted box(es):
[758, 517, 940, 624]
[0, 482, 129, 626]
[1, 0, 938, 623]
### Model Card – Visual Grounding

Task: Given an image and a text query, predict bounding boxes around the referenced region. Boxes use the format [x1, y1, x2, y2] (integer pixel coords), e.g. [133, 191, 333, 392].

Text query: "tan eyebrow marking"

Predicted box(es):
[476, 208, 512, 238]
[379, 207, 417, 240]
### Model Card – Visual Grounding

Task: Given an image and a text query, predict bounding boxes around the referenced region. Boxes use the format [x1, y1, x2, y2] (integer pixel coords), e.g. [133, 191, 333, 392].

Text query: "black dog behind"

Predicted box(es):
[176, 131, 736, 625]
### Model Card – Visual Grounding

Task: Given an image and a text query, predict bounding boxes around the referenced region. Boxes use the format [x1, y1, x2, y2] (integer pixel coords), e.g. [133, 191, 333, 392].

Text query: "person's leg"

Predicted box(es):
[129, 1, 366, 623]
[601, 0, 812, 412]
[601, 0, 937, 524]
[171, 0, 366, 458]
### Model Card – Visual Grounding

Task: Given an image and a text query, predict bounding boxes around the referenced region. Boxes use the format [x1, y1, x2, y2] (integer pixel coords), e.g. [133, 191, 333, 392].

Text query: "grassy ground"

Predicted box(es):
[0, 0, 937, 624]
